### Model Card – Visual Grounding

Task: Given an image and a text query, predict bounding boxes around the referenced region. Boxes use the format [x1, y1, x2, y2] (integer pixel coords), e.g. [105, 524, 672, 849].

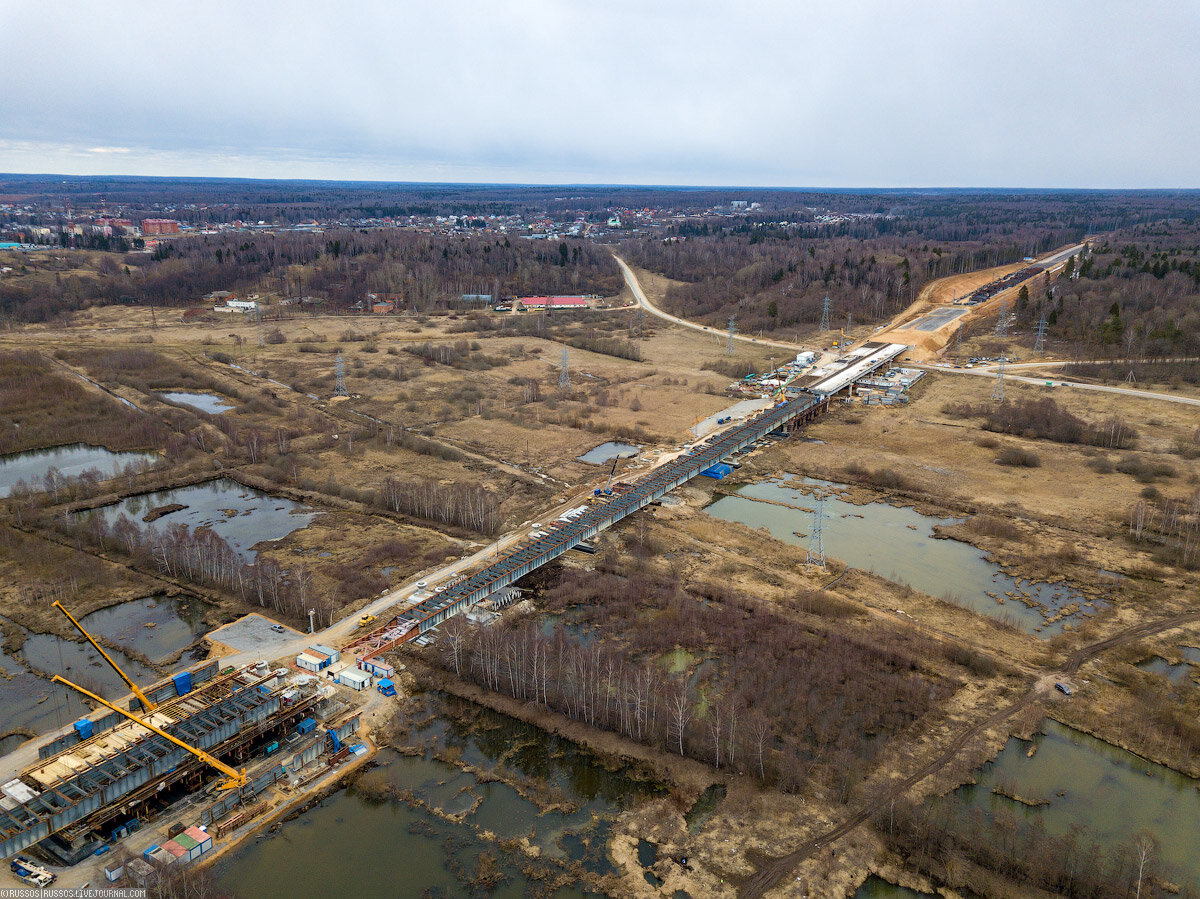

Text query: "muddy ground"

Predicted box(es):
[3, 290, 1200, 896]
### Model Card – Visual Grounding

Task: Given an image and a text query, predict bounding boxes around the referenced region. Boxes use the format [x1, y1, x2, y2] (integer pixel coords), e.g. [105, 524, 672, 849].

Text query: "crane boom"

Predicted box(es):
[53, 601, 157, 712]
[51, 675, 248, 791]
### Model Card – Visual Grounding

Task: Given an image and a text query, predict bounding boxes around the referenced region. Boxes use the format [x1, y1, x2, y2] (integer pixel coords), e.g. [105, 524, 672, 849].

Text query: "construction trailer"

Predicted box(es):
[337, 668, 372, 691]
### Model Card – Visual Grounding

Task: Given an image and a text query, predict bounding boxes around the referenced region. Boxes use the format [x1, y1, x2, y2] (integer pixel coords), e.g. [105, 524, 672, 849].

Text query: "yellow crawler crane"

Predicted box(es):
[52, 675, 249, 792]
[52, 600, 157, 712]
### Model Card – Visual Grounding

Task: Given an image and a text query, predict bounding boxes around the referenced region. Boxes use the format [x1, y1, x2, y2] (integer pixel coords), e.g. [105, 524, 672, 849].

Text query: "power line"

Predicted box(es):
[807, 491, 826, 572]
[994, 297, 1009, 337]
[1034, 317, 1048, 354]
[333, 352, 348, 397]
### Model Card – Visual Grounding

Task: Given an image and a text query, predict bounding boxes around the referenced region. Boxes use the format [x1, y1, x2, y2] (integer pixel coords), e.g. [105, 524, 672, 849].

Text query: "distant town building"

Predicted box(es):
[141, 218, 180, 236]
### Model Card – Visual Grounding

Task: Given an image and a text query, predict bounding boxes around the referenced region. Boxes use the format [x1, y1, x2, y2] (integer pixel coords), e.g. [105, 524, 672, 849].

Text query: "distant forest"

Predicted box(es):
[1, 178, 1197, 359]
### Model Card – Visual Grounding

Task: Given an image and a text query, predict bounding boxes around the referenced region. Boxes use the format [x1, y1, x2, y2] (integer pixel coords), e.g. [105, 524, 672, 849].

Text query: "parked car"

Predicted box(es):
[1055, 682, 1072, 695]
[270, 624, 286, 634]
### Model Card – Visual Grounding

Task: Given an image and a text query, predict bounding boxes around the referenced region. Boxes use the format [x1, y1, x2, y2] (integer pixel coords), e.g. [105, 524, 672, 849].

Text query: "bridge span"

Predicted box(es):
[351, 391, 829, 659]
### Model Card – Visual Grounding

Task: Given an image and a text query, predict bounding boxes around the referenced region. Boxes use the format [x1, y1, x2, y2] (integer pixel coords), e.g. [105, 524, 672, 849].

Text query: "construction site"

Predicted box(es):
[1, 602, 365, 888]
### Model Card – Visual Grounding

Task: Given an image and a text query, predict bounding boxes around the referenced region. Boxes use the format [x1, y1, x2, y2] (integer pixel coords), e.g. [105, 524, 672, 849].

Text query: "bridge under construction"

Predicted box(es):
[351, 391, 830, 661]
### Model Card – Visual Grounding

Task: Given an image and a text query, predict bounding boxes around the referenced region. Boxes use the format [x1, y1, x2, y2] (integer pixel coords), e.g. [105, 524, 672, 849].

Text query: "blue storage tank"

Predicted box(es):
[700, 463, 732, 479]
[173, 672, 192, 696]
[74, 719, 94, 741]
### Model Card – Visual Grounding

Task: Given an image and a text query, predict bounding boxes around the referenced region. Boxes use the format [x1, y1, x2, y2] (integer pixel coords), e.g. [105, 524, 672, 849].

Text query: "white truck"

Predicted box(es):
[10, 855, 56, 887]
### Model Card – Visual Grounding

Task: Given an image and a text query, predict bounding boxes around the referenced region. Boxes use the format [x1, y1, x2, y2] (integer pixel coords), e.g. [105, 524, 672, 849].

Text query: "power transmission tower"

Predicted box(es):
[559, 347, 570, 390]
[333, 352, 348, 396]
[1034, 317, 1048, 354]
[819, 296, 831, 332]
[726, 315, 736, 356]
[806, 491, 826, 573]
[994, 298, 1009, 337]
[992, 358, 1006, 402]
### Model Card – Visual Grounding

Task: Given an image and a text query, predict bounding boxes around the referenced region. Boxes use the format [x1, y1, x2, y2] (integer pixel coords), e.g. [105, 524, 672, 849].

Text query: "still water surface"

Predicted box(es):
[706, 476, 1095, 635]
[158, 391, 235, 414]
[956, 719, 1200, 887]
[217, 696, 662, 898]
[87, 478, 317, 558]
[0, 444, 157, 496]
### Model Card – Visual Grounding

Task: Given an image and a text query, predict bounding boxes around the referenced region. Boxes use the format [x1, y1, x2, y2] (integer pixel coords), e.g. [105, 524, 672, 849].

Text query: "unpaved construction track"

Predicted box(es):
[738, 608, 1200, 897]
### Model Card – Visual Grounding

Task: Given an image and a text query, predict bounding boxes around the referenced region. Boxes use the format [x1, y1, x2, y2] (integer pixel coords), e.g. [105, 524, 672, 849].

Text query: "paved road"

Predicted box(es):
[914, 362, 1200, 407]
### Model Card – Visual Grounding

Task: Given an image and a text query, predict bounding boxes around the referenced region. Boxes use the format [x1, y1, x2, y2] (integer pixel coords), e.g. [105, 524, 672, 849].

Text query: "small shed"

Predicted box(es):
[338, 668, 372, 691]
[104, 861, 124, 882]
[126, 858, 156, 887]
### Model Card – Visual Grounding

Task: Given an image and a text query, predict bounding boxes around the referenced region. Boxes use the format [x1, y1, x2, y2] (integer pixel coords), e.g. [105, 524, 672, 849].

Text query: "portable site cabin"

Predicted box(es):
[310, 644, 340, 665]
[376, 678, 396, 697]
[338, 668, 372, 691]
[358, 655, 394, 679]
[104, 861, 124, 882]
[295, 652, 326, 673]
[185, 826, 213, 857]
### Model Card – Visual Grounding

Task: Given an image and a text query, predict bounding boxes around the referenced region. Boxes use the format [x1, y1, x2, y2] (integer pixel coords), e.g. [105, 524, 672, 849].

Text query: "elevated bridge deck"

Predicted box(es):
[356, 392, 829, 651]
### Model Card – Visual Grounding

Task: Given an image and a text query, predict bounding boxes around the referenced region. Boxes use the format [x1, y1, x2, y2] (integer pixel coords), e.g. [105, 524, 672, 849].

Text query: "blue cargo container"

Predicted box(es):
[700, 463, 732, 479]
[172, 672, 192, 696]
[74, 719, 94, 741]
[297, 717, 316, 735]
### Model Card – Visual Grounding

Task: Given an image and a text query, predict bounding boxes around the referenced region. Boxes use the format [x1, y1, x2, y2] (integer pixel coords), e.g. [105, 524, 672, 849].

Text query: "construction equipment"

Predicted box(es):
[10, 855, 55, 887]
[594, 456, 620, 497]
[358, 613, 377, 629]
[53, 601, 157, 712]
[51, 675, 249, 792]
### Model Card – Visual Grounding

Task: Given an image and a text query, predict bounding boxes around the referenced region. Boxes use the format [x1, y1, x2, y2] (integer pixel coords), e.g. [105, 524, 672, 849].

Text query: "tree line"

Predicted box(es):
[434, 564, 950, 798]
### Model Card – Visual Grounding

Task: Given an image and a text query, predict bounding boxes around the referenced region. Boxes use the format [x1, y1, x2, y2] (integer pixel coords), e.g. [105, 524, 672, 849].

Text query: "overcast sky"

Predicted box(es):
[2, 1, 1198, 188]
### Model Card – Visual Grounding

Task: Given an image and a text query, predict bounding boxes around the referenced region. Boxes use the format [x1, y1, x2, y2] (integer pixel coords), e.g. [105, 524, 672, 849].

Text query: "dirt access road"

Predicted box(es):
[738, 607, 1200, 898]
[615, 252, 1200, 410]
[612, 254, 823, 359]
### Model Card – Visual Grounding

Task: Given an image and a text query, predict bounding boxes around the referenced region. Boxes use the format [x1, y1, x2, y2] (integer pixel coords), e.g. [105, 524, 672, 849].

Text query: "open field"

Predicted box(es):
[3, 275, 1200, 897]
